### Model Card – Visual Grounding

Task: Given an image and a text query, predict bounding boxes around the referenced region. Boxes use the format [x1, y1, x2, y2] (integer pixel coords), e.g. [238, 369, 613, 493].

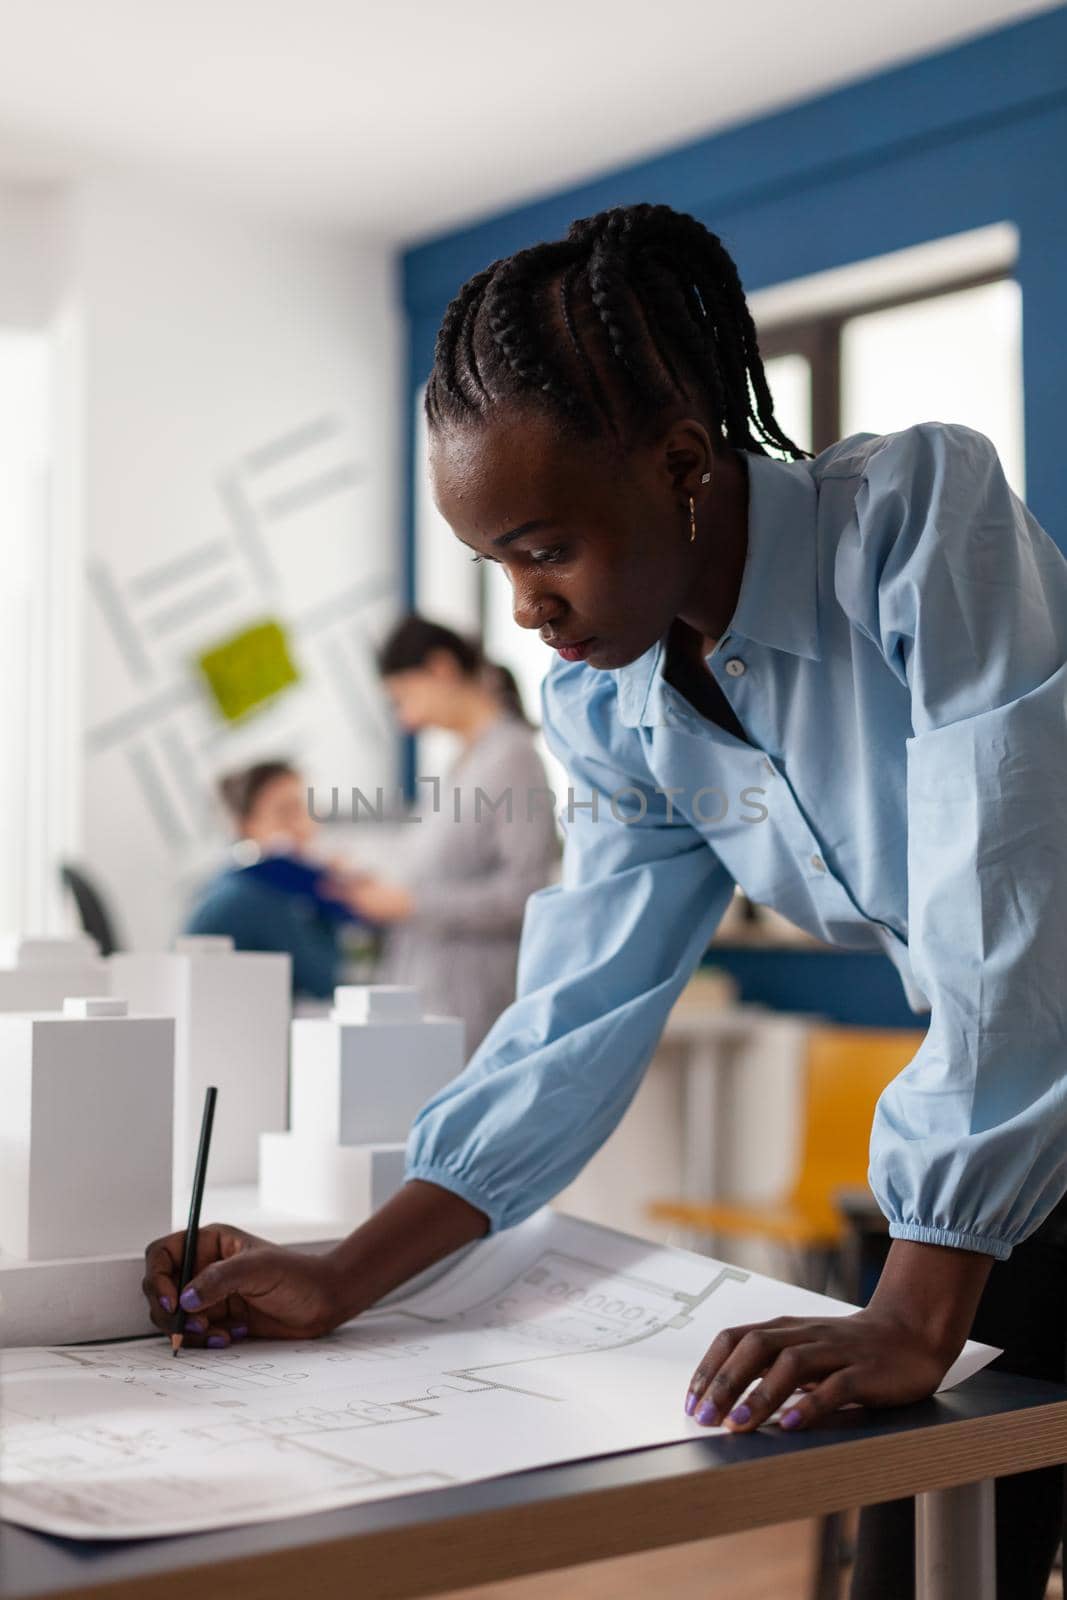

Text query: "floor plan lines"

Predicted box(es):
[0, 1212, 996, 1542]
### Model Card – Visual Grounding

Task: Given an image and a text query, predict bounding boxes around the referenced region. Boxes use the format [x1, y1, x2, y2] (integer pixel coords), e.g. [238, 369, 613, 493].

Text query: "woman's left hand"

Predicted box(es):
[685, 1239, 997, 1433]
[684, 1304, 953, 1433]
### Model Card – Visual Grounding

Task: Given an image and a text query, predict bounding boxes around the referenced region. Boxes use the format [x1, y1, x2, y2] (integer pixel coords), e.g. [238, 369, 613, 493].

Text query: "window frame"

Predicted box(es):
[758, 266, 1012, 453]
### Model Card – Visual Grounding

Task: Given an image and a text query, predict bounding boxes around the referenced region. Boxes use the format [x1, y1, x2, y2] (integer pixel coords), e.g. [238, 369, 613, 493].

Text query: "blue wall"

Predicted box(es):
[702, 948, 923, 1028]
[398, 6, 1067, 1023]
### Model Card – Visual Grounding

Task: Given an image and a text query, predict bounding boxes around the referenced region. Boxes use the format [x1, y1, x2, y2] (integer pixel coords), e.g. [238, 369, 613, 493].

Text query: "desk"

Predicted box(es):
[5, 1371, 1067, 1600]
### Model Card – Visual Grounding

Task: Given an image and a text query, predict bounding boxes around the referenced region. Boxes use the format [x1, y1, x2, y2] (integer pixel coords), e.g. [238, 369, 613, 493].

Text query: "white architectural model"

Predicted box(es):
[0, 997, 174, 1261]
[0, 935, 108, 1013]
[259, 985, 464, 1222]
[110, 935, 290, 1189]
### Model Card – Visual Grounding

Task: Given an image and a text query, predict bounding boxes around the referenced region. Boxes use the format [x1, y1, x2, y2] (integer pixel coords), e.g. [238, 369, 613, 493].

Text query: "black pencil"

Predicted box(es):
[171, 1085, 218, 1356]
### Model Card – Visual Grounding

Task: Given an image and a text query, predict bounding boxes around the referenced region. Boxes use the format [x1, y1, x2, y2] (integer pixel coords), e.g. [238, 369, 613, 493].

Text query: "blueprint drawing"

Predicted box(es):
[0, 1212, 996, 1540]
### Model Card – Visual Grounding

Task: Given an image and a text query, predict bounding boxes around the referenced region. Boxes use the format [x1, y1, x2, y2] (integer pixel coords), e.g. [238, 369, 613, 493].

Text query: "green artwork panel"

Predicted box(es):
[197, 619, 300, 722]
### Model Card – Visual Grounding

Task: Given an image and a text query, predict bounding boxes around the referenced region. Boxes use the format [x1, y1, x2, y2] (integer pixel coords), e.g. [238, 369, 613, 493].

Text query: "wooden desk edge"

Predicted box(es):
[13, 1398, 1067, 1600]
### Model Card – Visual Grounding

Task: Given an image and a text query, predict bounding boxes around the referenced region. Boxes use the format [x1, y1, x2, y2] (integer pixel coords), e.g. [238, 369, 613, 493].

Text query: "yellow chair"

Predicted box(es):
[650, 1025, 928, 1255]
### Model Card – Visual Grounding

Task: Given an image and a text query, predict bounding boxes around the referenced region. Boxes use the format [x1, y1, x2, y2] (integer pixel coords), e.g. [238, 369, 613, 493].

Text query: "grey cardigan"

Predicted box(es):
[377, 715, 561, 1057]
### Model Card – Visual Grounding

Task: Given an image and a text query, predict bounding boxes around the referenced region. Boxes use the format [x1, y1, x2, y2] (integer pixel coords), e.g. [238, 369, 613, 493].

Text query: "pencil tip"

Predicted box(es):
[170, 1333, 182, 1357]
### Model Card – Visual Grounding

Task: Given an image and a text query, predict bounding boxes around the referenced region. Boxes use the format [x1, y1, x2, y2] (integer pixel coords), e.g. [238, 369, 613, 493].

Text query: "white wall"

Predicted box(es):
[76, 177, 404, 948]
[0, 188, 82, 936]
[0, 186, 72, 326]
[2, 175, 404, 950]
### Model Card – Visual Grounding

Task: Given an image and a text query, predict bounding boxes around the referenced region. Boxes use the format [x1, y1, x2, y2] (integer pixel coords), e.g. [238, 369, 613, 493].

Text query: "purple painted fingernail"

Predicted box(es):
[231, 1326, 248, 1340]
[695, 1402, 720, 1426]
[179, 1287, 201, 1312]
[728, 1403, 752, 1426]
[159, 1295, 174, 1313]
[184, 1316, 206, 1333]
[207, 1336, 227, 1349]
[684, 1391, 699, 1417]
[780, 1408, 804, 1430]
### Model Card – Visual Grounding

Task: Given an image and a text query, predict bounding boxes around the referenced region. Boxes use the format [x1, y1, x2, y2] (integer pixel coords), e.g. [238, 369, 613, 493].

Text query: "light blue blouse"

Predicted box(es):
[407, 421, 1067, 1261]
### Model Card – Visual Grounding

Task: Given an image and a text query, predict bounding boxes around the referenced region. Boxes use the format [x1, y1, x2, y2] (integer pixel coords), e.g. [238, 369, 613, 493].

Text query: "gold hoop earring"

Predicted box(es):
[688, 495, 697, 543]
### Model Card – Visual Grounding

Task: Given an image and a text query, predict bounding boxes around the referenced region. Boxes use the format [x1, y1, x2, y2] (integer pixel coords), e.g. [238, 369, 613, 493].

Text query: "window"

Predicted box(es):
[412, 382, 480, 635]
[761, 351, 814, 457]
[754, 225, 1024, 492]
[840, 278, 1023, 492]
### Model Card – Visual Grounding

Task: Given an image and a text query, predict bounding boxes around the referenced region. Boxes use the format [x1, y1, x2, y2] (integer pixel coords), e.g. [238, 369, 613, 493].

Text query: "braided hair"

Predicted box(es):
[425, 203, 806, 460]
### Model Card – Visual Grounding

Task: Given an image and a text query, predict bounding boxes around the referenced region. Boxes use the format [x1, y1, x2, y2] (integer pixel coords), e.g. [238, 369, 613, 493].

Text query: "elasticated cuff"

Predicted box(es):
[887, 1221, 1013, 1261]
[404, 1162, 505, 1232]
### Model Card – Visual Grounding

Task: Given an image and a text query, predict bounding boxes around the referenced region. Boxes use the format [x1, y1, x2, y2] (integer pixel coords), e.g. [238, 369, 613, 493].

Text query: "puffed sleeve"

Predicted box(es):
[405, 656, 736, 1231]
[839, 421, 1067, 1259]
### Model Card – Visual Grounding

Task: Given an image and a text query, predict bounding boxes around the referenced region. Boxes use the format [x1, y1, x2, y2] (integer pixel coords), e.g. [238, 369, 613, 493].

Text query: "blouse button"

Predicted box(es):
[724, 658, 746, 678]
[811, 853, 826, 872]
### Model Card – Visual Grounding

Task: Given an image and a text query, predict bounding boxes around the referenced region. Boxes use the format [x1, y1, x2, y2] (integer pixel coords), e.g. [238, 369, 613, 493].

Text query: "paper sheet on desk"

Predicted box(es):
[0, 1212, 998, 1541]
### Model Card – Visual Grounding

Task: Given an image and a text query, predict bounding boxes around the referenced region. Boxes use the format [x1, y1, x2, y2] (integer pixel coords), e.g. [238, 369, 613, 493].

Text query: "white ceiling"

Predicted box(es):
[0, 0, 1057, 243]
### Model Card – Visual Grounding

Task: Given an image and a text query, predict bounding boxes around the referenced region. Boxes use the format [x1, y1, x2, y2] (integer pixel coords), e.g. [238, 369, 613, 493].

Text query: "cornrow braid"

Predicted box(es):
[623, 209, 770, 451]
[707, 236, 803, 457]
[584, 223, 677, 414]
[425, 263, 496, 426]
[558, 258, 614, 427]
[634, 249, 731, 441]
[425, 201, 808, 462]
[483, 241, 593, 427]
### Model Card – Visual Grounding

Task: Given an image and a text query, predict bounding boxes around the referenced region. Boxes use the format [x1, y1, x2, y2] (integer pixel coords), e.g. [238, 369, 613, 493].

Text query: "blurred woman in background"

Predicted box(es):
[184, 760, 343, 1000]
[346, 614, 560, 1055]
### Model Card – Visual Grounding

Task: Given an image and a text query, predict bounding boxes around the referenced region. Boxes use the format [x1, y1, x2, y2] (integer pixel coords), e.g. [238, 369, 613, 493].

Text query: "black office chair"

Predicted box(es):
[59, 862, 123, 956]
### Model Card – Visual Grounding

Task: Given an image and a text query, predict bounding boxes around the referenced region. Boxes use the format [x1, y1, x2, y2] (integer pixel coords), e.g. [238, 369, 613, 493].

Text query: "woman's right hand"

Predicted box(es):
[143, 1180, 490, 1351]
[142, 1223, 347, 1346]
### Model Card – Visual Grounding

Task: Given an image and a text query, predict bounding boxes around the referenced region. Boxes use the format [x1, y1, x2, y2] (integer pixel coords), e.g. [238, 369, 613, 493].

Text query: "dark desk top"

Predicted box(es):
[4, 1371, 1067, 1600]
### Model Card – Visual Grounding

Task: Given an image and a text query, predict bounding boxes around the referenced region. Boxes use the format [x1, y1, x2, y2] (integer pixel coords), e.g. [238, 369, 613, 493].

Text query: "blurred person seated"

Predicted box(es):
[184, 760, 347, 1001]
[346, 614, 560, 1055]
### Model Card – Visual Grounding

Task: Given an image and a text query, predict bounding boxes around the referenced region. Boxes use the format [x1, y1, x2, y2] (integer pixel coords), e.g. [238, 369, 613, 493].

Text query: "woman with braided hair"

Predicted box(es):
[144, 203, 1067, 1597]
